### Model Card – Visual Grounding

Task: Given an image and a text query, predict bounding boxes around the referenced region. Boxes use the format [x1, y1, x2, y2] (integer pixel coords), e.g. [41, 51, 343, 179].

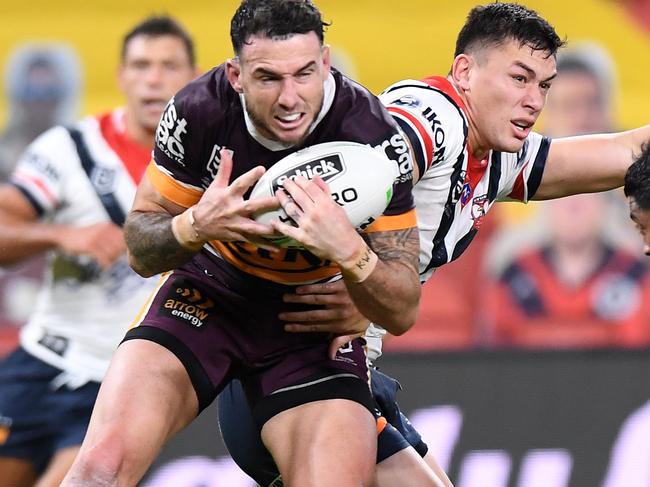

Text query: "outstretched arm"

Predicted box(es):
[534, 125, 650, 200]
[0, 184, 124, 269]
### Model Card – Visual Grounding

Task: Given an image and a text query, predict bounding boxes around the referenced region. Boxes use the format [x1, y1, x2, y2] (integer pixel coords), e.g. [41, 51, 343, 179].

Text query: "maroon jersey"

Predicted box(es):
[147, 65, 416, 284]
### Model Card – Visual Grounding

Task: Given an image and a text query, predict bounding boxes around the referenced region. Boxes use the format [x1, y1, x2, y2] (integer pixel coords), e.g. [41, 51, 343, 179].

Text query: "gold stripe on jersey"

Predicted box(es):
[210, 240, 341, 284]
[129, 272, 172, 329]
[206, 209, 417, 284]
[365, 209, 417, 233]
[146, 162, 203, 208]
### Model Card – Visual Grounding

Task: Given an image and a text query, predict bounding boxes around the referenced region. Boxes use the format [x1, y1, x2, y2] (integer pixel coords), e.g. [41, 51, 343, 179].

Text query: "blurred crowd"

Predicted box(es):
[0, 40, 648, 356]
[0, 44, 81, 355]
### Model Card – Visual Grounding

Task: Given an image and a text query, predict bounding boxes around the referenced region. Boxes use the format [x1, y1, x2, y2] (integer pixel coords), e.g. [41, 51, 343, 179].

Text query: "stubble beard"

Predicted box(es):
[244, 96, 324, 148]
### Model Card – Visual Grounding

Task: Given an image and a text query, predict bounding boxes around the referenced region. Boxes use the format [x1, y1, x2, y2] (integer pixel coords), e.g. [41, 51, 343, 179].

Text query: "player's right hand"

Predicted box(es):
[280, 279, 371, 359]
[192, 149, 280, 247]
[55, 222, 125, 269]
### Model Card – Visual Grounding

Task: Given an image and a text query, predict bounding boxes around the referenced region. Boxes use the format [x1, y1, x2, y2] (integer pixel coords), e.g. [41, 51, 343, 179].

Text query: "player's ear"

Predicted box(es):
[451, 53, 473, 92]
[321, 44, 331, 77]
[226, 58, 243, 93]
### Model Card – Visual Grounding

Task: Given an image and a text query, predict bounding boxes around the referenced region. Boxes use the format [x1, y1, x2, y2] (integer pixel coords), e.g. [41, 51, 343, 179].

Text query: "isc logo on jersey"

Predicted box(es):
[271, 154, 344, 193]
[375, 133, 412, 183]
[204, 144, 234, 188]
[156, 97, 188, 164]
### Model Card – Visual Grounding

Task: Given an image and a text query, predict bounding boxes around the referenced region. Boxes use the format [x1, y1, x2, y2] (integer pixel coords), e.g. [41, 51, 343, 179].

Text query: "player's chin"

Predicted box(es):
[273, 127, 311, 146]
[498, 137, 527, 154]
[141, 115, 163, 134]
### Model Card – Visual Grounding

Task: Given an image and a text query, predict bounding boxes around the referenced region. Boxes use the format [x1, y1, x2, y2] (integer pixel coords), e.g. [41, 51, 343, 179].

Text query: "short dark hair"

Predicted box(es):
[454, 2, 565, 58]
[121, 15, 195, 66]
[624, 143, 650, 210]
[230, 0, 329, 56]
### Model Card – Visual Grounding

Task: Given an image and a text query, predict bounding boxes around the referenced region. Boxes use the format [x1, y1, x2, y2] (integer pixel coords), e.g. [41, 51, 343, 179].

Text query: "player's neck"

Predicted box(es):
[454, 86, 489, 160]
[467, 122, 489, 160]
[123, 111, 155, 148]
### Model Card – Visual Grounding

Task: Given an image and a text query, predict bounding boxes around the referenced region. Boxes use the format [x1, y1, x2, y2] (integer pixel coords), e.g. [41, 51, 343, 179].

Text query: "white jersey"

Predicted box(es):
[380, 76, 550, 283]
[367, 76, 550, 358]
[9, 109, 158, 384]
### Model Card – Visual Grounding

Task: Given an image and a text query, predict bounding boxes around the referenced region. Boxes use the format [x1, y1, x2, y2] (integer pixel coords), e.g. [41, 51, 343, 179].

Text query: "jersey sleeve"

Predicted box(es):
[148, 87, 209, 208]
[379, 79, 468, 182]
[9, 126, 73, 218]
[379, 80, 468, 248]
[496, 132, 551, 203]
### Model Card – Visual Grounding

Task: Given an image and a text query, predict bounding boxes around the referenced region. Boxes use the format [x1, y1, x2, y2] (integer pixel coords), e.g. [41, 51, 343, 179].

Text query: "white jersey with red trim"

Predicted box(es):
[379, 76, 551, 283]
[9, 109, 158, 384]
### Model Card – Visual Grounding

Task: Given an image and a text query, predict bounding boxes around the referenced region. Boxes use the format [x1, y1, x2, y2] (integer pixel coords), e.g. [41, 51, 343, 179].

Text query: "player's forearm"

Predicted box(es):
[536, 126, 650, 200]
[340, 229, 421, 335]
[124, 210, 199, 277]
[0, 219, 64, 265]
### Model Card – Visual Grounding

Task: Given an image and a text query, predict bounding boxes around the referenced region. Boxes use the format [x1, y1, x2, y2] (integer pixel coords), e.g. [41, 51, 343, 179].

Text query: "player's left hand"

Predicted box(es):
[270, 176, 365, 263]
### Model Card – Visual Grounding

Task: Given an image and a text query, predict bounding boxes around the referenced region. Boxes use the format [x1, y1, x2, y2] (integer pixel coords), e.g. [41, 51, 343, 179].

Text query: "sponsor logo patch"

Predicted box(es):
[38, 332, 69, 356]
[451, 170, 467, 205]
[271, 153, 345, 193]
[91, 167, 116, 195]
[394, 94, 422, 108]
[24, 152, 60, 181]
[160, 279, 214, 328]
[375, 133, 412, 183]
[204, 144, 234, 187]
[460, 182, 472, 206]
[471, 194, 489, 229]
[156, 97, 188, 164]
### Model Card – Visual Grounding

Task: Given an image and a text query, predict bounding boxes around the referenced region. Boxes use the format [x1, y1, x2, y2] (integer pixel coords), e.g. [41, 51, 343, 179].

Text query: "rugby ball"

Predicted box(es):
[250, 141, 397, 247]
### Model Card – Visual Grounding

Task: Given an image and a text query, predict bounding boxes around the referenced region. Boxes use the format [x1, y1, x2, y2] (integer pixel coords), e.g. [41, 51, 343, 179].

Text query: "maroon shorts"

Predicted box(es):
[123, 253, 373, 426]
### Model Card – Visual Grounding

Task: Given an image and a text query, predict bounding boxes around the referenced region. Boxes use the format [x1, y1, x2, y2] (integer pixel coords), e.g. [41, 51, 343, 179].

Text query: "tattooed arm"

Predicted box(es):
[124, 177, 198, 277]
[342, 228, 421, 336]
[125, 151, 280, 277]
[271, 175, 421, 336]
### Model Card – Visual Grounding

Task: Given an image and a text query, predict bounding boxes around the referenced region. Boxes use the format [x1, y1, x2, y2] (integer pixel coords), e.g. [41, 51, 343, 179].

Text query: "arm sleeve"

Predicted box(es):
[9, 126, 73, 218]
[496, 132, 551, 203]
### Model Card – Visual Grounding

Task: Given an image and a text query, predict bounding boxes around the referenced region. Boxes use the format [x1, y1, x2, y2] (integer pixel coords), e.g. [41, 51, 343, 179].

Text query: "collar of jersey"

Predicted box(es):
[240, 72, 336, 151]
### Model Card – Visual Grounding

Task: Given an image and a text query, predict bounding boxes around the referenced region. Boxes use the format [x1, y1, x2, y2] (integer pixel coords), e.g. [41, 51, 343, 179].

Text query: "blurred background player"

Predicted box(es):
[483, 191, 650, 348]
[0, 44, 82, 354]
[0, 16, 197, 487]
[542, 43, 616, 137]
[0, 43, 81, 181]
[481, 44, 650, 349]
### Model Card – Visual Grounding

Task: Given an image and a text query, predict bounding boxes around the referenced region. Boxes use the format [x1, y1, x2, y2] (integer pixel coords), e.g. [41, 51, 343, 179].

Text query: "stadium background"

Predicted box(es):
[2, 1, 650, 486]
[2, 0, 650, 129]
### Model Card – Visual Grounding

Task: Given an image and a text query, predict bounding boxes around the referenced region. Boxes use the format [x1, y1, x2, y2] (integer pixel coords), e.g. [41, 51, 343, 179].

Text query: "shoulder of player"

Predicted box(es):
[382, 78, 468, 175]
[10, 124, 79, 189]
[168, 64, 238, 125]
[495, 131, 552, 170]
[331, 70, 392, 123]
[26, 124, 78, 154]
[380, 78, 467, 129]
